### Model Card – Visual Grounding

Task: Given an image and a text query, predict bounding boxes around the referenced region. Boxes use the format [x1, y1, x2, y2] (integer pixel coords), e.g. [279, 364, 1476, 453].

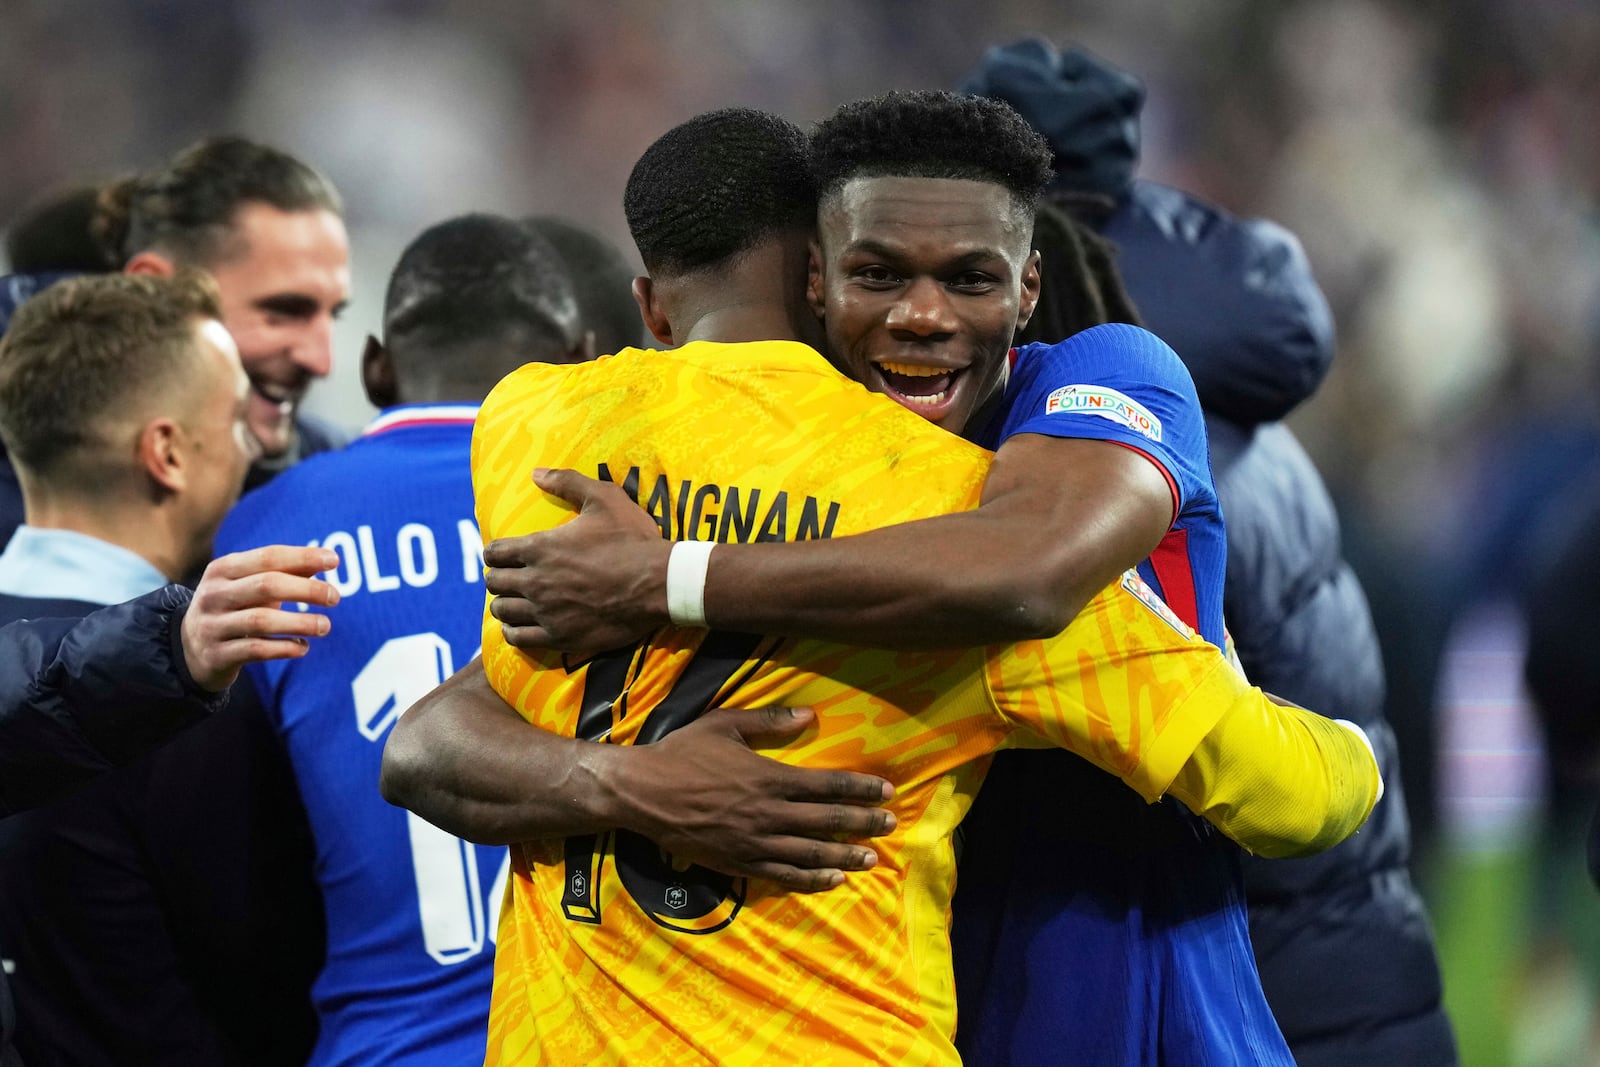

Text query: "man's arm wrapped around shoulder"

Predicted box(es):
[1166, 689, 1383, 859]
[0, 584, 225, 816]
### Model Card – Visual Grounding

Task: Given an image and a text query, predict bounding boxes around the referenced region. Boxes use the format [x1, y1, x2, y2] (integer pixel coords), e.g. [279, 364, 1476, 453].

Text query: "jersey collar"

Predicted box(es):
[362, 403, 480, 438]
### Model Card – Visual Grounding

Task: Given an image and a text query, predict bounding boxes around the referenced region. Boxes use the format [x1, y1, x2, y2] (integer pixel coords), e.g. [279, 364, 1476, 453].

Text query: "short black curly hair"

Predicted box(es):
[384, 213, 579, 358]
[624, 108, 816, 276]
[811, 90, 1053, 220]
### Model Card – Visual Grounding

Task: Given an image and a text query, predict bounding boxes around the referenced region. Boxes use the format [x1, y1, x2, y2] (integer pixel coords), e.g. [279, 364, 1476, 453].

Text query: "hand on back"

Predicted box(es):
[486, 467, 671, 655]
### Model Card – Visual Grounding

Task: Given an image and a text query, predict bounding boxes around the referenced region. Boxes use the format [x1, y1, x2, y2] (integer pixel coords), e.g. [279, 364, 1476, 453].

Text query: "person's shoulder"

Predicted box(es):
[1014, 324, 1191, 392]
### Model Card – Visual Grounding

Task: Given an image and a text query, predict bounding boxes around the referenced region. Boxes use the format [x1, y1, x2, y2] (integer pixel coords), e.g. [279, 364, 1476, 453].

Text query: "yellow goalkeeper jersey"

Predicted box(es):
[474, 340, 1338, 1066]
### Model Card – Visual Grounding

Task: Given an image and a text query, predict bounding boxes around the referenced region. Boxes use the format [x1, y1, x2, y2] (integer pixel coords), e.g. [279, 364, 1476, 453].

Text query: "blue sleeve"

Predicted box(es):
[0, 585, 224, 816]
[994, 323, 1212, 513]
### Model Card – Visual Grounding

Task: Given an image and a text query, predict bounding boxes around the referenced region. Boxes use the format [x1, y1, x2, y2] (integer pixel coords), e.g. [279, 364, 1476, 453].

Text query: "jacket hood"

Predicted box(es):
[960, 39, 1334, 422]
[1103, 183, 1336, 423]
[956, 37, 1143, 201]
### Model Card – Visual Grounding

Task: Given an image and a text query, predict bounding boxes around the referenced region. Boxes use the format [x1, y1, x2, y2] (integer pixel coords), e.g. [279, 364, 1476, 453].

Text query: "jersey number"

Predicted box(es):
[562, 630, 771, 934]
[353, 634, 510, 965]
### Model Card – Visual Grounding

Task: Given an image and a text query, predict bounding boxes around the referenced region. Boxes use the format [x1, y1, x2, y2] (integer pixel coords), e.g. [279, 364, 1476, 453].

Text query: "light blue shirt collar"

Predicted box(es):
[0, 526, 170, 605]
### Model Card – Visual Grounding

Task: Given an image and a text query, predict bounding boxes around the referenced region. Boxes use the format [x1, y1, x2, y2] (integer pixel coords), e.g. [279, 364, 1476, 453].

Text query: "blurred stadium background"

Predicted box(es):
[3, 2, 1597, 1064]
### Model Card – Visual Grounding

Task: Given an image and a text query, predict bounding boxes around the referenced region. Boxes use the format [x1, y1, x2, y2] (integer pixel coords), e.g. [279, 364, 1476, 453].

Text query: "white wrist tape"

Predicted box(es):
[665, 540, 716, 628]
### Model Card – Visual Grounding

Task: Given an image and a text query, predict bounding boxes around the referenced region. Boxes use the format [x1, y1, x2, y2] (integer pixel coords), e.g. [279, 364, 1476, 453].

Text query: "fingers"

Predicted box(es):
[499, 622, 556, 651]
[782, 767, 896, 805]
[715, 704, 814, 746]
[487, 593, 541, 626]
[214, 636, 319, 666]
[705, 705, 897, 805]
[200, 570, 340, 612]
[734, 836, 881, 893]
[532, 467, 613, 509]
[482, 534, 536, 571]
[205, 545, 340, 581]
[203, 606, 332, 643]
[765, 800, 896, 840]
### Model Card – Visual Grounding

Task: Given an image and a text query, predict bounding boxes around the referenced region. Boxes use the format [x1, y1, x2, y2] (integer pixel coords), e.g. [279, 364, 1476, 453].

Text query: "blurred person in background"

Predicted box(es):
[956, 37, 1455, 1067]
[1519, 480, 1600, 1058]
[2, 184, 114, 278]
[0, 272, 326, 1065]
[0, 184, 118, 545]
[524, 214, 646, 355]
[93, 135, 351, 491]
[212, 213, 589, 1066]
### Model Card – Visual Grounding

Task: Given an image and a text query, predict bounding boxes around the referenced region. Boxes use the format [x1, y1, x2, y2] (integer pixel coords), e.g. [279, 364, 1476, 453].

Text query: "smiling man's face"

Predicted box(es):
[809, 175, 1040, 434]
[208, 202, 351, 457]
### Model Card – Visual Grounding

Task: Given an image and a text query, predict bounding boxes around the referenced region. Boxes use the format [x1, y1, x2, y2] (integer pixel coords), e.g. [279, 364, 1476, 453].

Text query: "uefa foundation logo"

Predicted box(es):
[1044, 384, 1163, 441]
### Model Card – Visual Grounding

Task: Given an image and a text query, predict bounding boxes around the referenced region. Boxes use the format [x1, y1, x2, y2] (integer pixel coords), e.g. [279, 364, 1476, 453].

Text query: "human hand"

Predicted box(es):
[619, 705, 896, 893]
[484, 467, 671, 655]
[182, 545, 341, 692]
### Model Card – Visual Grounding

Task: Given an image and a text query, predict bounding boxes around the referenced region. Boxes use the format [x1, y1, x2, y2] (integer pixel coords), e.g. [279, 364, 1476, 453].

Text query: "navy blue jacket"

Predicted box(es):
[0, 584, 221, 817]
[963, 38, 1457, 1067]
[0, 588, 322, 1067]
[1105, 144, 1457, 1067]
[0, 585, 223, 1067]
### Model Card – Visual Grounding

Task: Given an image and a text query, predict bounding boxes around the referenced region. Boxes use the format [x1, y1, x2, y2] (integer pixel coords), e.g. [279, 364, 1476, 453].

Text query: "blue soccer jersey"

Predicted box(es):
[214, 405, 504, 1067]
[972, 322, 1225, 646]
[956, 323, 1292, 1065]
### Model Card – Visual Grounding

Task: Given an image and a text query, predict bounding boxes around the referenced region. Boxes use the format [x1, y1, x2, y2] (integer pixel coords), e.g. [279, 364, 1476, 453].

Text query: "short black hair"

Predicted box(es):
[6, 185, 117, 274]
[93, 136, 343, 267]
[523, 216, 644, 353]
[624, 108, 815, 276]
[1017, 199, 1142, 346]
[384, 213, 580, 368]
[811, 90, 1053, 218]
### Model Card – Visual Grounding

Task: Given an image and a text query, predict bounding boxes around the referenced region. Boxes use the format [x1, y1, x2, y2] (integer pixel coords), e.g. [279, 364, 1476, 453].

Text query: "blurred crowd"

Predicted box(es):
[2, 2, 1598, 1065]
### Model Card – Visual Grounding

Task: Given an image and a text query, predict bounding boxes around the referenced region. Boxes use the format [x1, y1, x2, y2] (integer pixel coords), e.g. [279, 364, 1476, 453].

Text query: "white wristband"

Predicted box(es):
[665, 540, 716, 628]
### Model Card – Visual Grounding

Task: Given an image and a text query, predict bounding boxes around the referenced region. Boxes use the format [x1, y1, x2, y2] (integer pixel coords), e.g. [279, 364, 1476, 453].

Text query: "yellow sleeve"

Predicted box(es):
[984, 577, 1240, 800]
[1166, 695, 1382, 858]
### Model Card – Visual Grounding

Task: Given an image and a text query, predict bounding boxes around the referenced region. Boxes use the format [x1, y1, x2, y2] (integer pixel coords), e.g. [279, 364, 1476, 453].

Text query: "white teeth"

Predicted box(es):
[898, 391, 948, 406]
[877, 361, 949, 378]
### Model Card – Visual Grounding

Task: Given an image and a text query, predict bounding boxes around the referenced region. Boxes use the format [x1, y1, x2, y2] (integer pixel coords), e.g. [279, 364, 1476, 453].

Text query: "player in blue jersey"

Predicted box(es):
[212, 214, 590, 1066]
[456, 92, 1292, 1064]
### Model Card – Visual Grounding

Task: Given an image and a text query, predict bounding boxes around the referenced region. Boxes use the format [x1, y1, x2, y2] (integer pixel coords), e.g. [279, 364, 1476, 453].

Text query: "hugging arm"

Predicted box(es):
[380, 656, 897, 892]
[487, 433, 1172, 654]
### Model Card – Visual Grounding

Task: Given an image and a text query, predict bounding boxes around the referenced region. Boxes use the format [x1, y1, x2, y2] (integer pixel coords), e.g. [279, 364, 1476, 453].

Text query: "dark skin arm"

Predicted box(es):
[379, 656, 897, 893]
[486, 432, 1174, 655]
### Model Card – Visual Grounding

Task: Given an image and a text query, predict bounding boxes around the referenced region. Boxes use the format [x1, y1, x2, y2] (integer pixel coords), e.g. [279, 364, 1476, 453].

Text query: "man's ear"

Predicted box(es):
[806, 239, 827, 323]
[1015, 249, 1042, 335]
[125, 251, 177, 278]
[632, 276, 673, 346]
[361, 335, 398, 408]
[137, 417, 185, 495]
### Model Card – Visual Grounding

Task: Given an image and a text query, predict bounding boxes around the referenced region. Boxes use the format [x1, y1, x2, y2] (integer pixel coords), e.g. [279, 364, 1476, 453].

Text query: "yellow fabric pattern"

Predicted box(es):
[472, 340, 1366, 1066]
[1167, 695, 1382, 858]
